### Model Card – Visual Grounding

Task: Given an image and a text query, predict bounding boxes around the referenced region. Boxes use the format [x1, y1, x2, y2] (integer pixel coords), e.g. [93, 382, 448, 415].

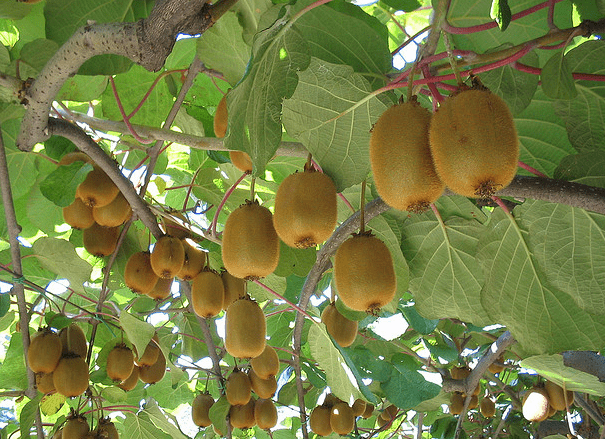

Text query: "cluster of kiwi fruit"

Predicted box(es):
[114, 334, 167, 390]
[51, 413, 119, 439]
[309, 394, 374, 436]
[448, 363, 504, 419]
[522, 380, 574, 422]
[59, 152, 131, 257]
[370, 78, 519, 213]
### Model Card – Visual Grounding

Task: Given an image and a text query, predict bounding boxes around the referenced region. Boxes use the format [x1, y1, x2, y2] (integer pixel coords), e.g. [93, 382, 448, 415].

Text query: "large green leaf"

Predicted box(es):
[554, 150, 605, 188]
[20, 395, 42, 439]
[476, 208, 605, 355]
[381, 354, 441, 410]
[0, 333, 28, 391]
[121, 411, 172, 439]
[119, 311, 155, 358]
[4, 141, 37, 199]
[144, 399, 188, 439]
[39, 161, 92, 207]
[283, 58, 391, 191]
[519, 200, 605, 313]
[33, 237, 92, 294]
[223, 12, 310, 176]
[541, 51, 577, 100]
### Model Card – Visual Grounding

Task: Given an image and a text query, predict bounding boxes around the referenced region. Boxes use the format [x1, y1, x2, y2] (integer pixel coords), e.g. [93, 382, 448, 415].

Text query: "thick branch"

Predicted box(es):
[563, 351, 605, 381]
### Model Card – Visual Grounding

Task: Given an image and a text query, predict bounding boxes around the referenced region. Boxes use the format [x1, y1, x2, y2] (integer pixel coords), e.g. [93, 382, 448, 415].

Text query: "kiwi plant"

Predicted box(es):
[225, 369, 252, 405]
[249, 344, 280, 380]
[53, 355, 90, 397]
[192, 393, 214, 427]
[224, 296, 267, 358]
[321, 301, 358, 347]
[106, 344, 135, 382]
[62, 198, 94, 230]
[150, 235, 185, 279]
[28, 328, 62, 373]
[77, 168, 120, 208]
[191, 268, 225, 318]
[255, 398, 278, 430]
[124, 251, 160, 296]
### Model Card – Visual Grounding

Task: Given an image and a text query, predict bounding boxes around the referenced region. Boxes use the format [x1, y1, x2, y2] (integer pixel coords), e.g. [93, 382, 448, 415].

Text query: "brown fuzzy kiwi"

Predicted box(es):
[96, 418, 119, 439]
[480, 397, 496, 418]
[192, 393, 214, 427]
[248, 368, 277, 399]
[221, 200, 279, 280]
[488, 355, 505, 374]
[321, 302, 358, 347]
[229, 398, 256, 429]
[214, 93, 228, 138]
[330, 402, 355, 435]
[428, 86, 519, 198]
[221, 270, 246, 310]
[134, 335, 160, 367]
[28, 328, 62, 373]
[468, 395, 479, 409]
[58, 152, 93, 166]
[250, 344, 280, 380]
[77, 168, 120, 208]
[82, 223, 120, 257]
[451, 366, 471, 380]
[118, 365, 140, 391]
[322, 393, 342, 408]
[177, 240, 206, 281]
[138, 349, 166, 384]
[150, 236, 185, 279]
[522, 386, 550, 422]
[230, 151, 253, 174]
[59, 323, 88, 358]
[362, 403, 374, 419]
[548, 404, 557, 418]
[92, 192, 132, 227]
[309, 406, 333, 436]
[450, 392, 464, 415]
[272, 168, 337, 248]
[63, 198, 95, 230]
[225, 297, 266, 359]
[191, 269, 225, 318]
[544, 380, 573, 411]
[63, 415, 89, 439]
[147, 277, 173, 301]
[333, 233, 397, 313]
[51, 428, 63, 439]
[351, 399, 366, 417]
[376, 416, 389, 428]
[124, 251, 159, 296]
[106, 344, 135, 382]
[53, 355, 89, 397]
[380, 404, 398, 421]
[226, 369, 252, 406]
[370, 99, 444, 213]
[36, 372, 56, 394]
[254, 398, 278, 430]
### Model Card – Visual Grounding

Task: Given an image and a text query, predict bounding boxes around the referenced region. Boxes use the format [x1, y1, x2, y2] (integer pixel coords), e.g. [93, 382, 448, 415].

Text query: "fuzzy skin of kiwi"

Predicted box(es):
[333, 233, 397, 313]
[106, 344, 135, 382]
[192, 393, 214, 427]
[255, 398, 278, 430]
[147, 277, 173, 300]
[92, 192, 132, 227]
[28, 329, 62, 374]
[150, 236, 185, 279]
[225, 297, 266, 359]
[134, 335, 160, 367]
[225, 370, 252, 406]
[177, 240, 206, 281]
[351, 398, 366, 417]
[250, 344, 280, 380]
[229, 398, 256, 429]
[362, 403, 374, 419]
[380, 404, 398, 421]
[544, 380, 573, 411]
[124, 251, 160, 296]
[248, 368, 277, 399]
[77, 168, 120, 208]
[63, 198, 95, 230]
[59, 323, 88, 358]
[450, 392, 464, 415]
[96, 418, 119, 439]
[82, 223, 120, 257]
[370, 100, 444, 213]
[429, 88, 519, 198]
[191, 269, 225, 318]
[480, 397, 496, 418]
[119, 366, 140, 391]
[488, 355, 505, 374]
[309, 406, 333, 436]
[63, 416, 89, 439]
[214, 94, 228, 138]
[330, 402, 355, 435]
[36, 372, 56, 394]
[221, 270, 246, 310]
[139, 349, 166, 384]
[230, 151, 253, 174]
[522, 387, 550, 422]
[321, 302, 358, 347]
[53, 355, 89, 397]
[222, 201, 279, 280]
[273, 169, 337, 248]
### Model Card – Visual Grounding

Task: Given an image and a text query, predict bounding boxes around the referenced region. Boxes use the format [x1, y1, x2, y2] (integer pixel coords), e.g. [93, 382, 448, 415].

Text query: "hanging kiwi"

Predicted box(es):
[221, 270, 246, 310]
[147, 277, 173, 301]
[138, 349, 166, 384]
[380, 404, 398, 421]
[229, 398, 257, 430]
[330, 402, 355, 435]
[36, 371, 56, 394]
[192, 393, 214, 428]
[522, 386, 550, 422]
[62, 198, 95, 230]
[134, 334, 160, 367]
[321, 302, 358, 347]
[309, 405, 333, 437]
[95, 418, 119, 439]
[428, 83, 519, 198]
[53, 355, 90, 397]
[230, 151, 254, 174]
[161, 210, 191, 239]
[214, 93, 228, 138]
[250, 344, 280, 380]
[450, 392, 464, 415]
[255, 398, 278, 430]
[272, 167, 337, 248]
[106, 344, 135, 382]
[82, 223, 120, 257]
[62, 415, 89, 439]
[248, 368, 277, 399]
[362, 403, 374, 419]
[76, 168, 120, 208]
[226, 369, 252, 406]
[177, 240, 206, 281]
[92, 192, 132, 227]
[333, 233, 397, 313]
[191, 268, 225, 318]
[544, 380, 573, 411]
[222, 200, 280, 280]
[119, 365, 140, 391]
[150, 235, 185, 279]
[480, 397, 496, 418]
[124, 251, 160, 296]
[59, 323, 88, 358]
[468, 395, 479, 409]
[225, 296, 266, 359]
[58, 152, 94, 166]
[28, 328, 62, 374]
[488, 355, 505, 374]
[351, 399, 366, 417]
[370, 99, 444, 213]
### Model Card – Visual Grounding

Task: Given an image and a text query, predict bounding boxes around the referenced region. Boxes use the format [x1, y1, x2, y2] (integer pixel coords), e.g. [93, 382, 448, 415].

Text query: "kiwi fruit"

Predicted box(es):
[63, 198, 95, 230]
[191, 269, 225, 318]
[226, 369, 252, 406]
[82, 223, 120, 257]
[118, 365, 140, 391]
[53, 355, 89, 397]
[322, 393, 342, 408]
[250, 344, 280, 380]
[51, 428, 63, 439]
[254, 398, 278, 430]
[230, 151, 254, 174]
[468, 395, 479, 409]
[59, 323, 88, 358]
[106, 344, 135, 382]
[124, 251, 160, 296]
[230, 398, 257, 430]
[138, 349, 166, 384]
[330, 402, 355, 435]
[451, 366, 471, 380]
[522, 386, 550, 422]
[225, 297, 266, 359]
[428, 86, 519, 198]
[147, 277, 173, 301]
[548, 404, 557, 418]
[380, 404, 398, 421]
[92, 192, 132, 227]
[309, 406, 333, 436]
[376, 416, 389, 428]
[96, 418, 119, 439]
[272, 168, 337, 248]
[177, 240, 206, 281]
[77, 168, 120, 208]
[192, 393, 214, 427]
[28, 328, 62, 373]
[488, 355, 505, 374]
[58, 152, 93, 166]
[221, 270, 246, 310]
[450, 392, 464, 415]
[362, 403, 374, 419]
[36, 371, 55, 394]
[544, 380, 573, 411]
[134, 335, 160, 367]
[333, 233, 397, 313]
[370, 99, 444, 213]
[63, 415, 89, 439]
[214, 93, 228, 138]
[221, 200, 279, 280]
[480, 397, 496, 418]
[351, 398, 366, 417]
[150, 236, 185, 279]
[321, 302, 358, 347]
[248, 368, 277, 399]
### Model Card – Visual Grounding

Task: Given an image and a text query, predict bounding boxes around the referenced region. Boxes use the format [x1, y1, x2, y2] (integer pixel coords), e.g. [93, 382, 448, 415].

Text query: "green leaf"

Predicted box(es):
[119, 311, 155, 358]
[4, 141, 37, 199]
[209, 396, 231, 436]
[223, 12, 311, 176]
[541, 51, 577, 100]
[0, 0, 36, 20]
[399, 304, 439, 335]
[145, 399, 188, 439]
[233, 0, 274, 45]
[346, 346, 393, 383]
[554, 151, 605, 188]
[282, 58, 391, 191]
[121, 411, 172, 439]
[490, 0, 512, 30]
[0, 293, 9, 318]
[274, 242, 317, 277]
[57, 75, 109, 102]
[39, 162, 92, 207]
[32, 237, 93, 294]
[380, 0, 422, 11]
[40, 393, 66, 416]
[381, 354, 441, 410]
[19, 394, 42, 439]
[0, 333, 27, 391]
[19, 38, 59, 73]
[101, 386, 128, 403]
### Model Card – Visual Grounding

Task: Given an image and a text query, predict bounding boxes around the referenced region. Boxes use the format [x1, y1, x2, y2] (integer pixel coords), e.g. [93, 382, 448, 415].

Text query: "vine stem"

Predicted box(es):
[442, 31, 463, 86]
[211, 172, 248, 238]
[252, 280, 315, 321]
[518, 161, 548, 178]
[360, 180, 366, 234]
